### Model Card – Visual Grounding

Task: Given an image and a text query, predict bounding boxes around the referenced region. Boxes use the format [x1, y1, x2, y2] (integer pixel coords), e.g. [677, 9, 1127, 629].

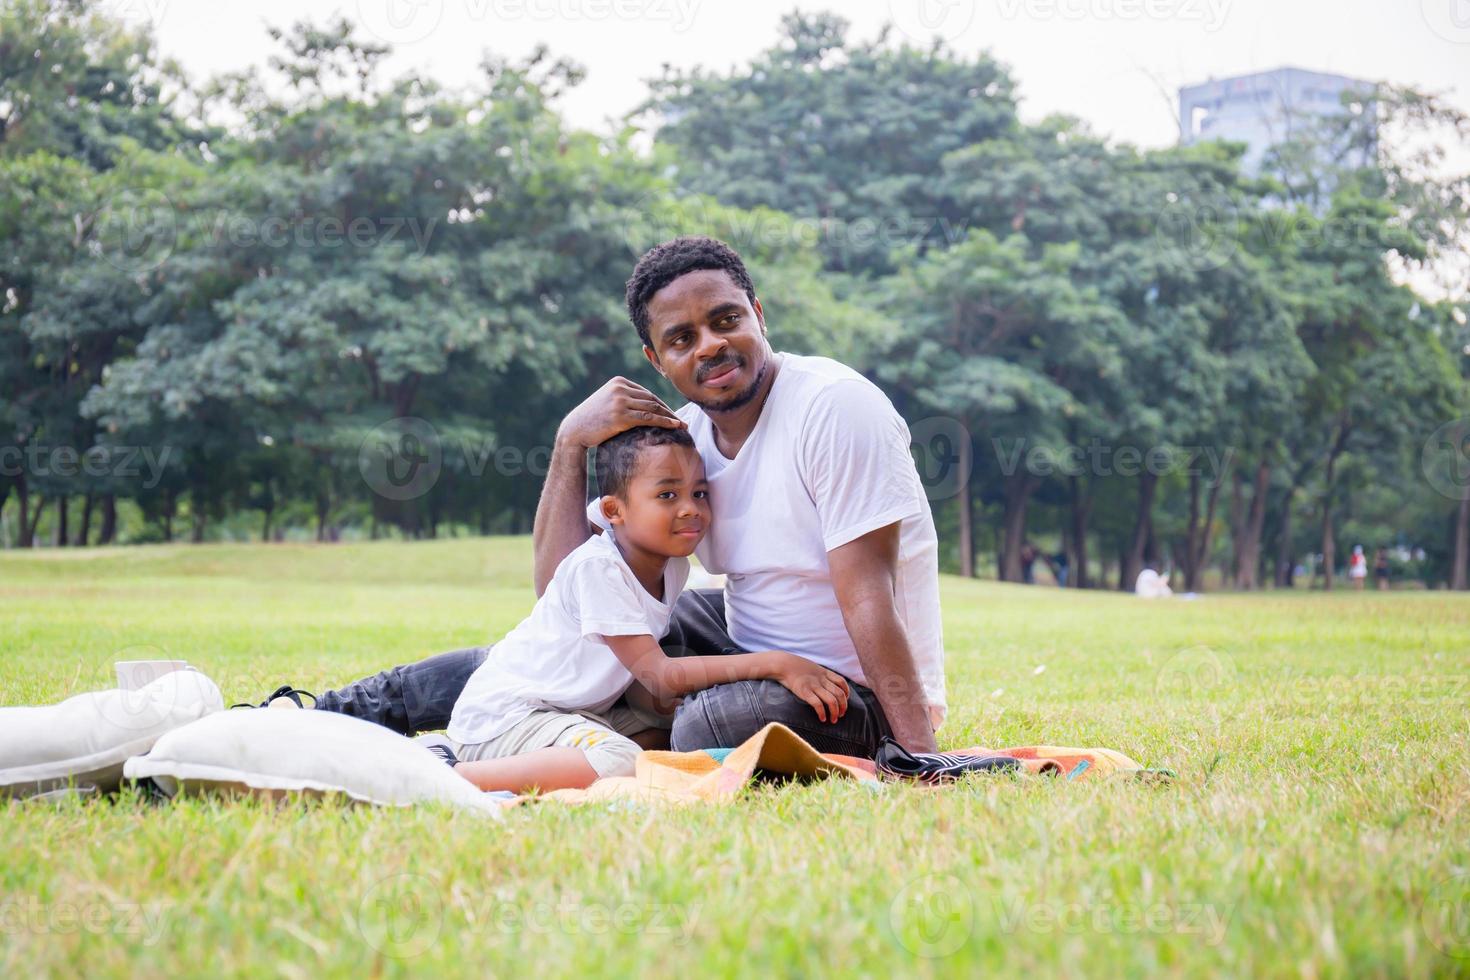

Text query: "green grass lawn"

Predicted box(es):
[3, 539, 1468, 977]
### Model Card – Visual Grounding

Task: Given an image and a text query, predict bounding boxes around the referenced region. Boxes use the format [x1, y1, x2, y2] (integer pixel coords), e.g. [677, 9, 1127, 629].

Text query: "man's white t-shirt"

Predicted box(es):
[447, 532, 689, 745]
[677, 352, 947, 725]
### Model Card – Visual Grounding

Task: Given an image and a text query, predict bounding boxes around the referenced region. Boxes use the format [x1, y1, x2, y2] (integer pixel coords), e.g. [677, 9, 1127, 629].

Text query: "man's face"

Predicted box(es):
[641, 269, 771, 413]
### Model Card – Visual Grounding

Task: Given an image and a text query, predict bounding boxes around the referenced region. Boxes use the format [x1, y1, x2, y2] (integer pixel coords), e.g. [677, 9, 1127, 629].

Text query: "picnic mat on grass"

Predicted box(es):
[532, 723, 1157, 806]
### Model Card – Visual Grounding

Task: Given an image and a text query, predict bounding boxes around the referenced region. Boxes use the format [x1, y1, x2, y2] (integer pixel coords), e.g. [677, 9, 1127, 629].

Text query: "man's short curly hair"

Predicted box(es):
[625, 236, 757, 348]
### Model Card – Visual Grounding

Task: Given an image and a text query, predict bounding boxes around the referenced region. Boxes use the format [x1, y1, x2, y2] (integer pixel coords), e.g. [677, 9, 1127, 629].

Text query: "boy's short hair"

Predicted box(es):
[594, 425, 697, 500]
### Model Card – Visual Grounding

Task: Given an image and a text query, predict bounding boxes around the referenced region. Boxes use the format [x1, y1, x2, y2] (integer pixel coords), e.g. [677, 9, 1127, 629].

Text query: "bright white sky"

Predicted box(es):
[115, 0, 1470, 150]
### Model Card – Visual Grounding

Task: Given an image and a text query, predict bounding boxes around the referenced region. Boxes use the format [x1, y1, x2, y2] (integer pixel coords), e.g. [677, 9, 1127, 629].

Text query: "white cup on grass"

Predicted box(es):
[115, 660, 190, 691]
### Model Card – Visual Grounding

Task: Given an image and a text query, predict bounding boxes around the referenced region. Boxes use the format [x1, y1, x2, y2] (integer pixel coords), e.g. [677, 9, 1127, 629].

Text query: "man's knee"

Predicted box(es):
[669, 680, 792, 751]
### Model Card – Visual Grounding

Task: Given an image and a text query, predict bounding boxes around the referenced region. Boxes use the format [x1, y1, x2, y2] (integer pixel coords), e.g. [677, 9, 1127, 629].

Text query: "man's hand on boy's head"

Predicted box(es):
[557, 376, 685, 450]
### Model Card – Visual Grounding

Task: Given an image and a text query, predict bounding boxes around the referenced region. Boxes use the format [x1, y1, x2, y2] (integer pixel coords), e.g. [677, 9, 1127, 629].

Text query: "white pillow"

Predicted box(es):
[124, 709, 504, 817]
[0, 669, 223, 798]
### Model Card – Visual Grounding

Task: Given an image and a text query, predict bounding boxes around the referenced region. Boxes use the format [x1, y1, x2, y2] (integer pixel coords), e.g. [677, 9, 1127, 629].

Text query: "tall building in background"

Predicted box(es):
[1179, 67, 1377, 174]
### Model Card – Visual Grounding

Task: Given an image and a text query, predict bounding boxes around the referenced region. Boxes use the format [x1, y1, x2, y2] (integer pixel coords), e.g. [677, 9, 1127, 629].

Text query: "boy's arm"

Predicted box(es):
[623, 679, 679, 719]
[605, 635, 851, 723]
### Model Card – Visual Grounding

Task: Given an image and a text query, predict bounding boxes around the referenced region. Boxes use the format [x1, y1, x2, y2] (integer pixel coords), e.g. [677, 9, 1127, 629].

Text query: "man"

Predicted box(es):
[281, 237, 944, 754]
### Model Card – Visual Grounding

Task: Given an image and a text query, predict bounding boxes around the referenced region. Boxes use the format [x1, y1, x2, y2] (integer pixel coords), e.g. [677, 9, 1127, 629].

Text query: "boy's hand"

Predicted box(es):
[769, 653, 850, 723]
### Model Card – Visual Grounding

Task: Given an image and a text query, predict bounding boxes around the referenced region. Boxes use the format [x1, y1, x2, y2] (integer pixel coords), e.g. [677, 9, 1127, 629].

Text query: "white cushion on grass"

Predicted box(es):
[0, 669, 223, 798]
[123, 709, 504, 817]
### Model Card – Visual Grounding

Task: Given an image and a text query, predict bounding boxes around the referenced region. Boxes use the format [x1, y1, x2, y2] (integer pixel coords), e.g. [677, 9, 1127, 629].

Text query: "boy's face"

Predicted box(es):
[600, 443, 710, 558]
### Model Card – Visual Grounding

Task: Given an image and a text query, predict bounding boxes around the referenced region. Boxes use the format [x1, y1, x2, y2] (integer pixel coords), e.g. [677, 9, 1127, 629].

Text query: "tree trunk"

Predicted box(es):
[1273, 487, 1297, 588]
[1234, 461, 1270, 590]
[1120, 470, 1159, 592]
[77, 492, 94, 547]
[1320, 447, 1339, 591]
[1228, 470, 1246, 587]
[1069, 474, 1091, 589]
[1452, 494, 1469, 591]
[1184, 473, 1201, 590]
[1321, 510, 1336, 591]
[315, 492, 331, 542]
[55, 497, 69, 548]
[98, 495, 117, 545]
[999, 473, 1037, 582]
[261, 503, 274, 543]
[162, 491, 176, 543]
[14, 475, 33, 548]
[957, 435, 975, 577]
[27, 494, 45, 547]
[1187, 453, 1232, 592]
[191, 509, 206, 543]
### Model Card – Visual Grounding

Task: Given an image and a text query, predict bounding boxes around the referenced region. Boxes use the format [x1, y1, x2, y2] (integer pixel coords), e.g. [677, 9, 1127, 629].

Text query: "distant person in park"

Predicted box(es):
[1046, 550, 1069, 588]
[258, 236, 946, 756]
[1134, 563, 1173, 599]
[1348, 545, 1368, 591]
[432, 425, 847, 792]
[1019, 542, 1039, 584]
[1373, 547, 1390, 591]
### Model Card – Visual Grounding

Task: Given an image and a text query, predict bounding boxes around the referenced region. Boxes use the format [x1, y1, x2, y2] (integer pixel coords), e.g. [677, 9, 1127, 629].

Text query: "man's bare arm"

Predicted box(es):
[531, 376, 685, 596]
[827, 522, 940, 753]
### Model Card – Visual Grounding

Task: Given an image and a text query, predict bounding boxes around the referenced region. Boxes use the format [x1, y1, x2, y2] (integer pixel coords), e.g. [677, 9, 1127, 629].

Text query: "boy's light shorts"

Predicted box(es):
[451, 702, 670, 780]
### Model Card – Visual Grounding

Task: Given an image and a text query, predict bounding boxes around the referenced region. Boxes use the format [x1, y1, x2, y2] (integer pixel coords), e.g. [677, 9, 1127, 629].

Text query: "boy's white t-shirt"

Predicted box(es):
[447, 532, 689, 746]
[677, 352, 947, 725]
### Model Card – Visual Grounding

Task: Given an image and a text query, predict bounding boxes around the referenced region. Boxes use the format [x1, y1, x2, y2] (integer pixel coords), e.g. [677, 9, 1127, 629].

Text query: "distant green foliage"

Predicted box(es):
[1, 3, 1467, 590]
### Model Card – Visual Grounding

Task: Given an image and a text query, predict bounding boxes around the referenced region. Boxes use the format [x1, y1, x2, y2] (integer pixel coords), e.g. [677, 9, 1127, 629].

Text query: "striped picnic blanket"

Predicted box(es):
[532, 723, 1158, 806]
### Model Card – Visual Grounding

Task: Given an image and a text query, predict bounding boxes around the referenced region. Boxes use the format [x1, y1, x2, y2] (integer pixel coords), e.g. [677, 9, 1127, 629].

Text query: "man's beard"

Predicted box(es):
[691, 353, 770, 414]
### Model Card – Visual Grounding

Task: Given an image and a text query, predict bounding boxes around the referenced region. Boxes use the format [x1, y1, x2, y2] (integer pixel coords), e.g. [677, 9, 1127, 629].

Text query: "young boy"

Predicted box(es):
[443, 425, 850, 793]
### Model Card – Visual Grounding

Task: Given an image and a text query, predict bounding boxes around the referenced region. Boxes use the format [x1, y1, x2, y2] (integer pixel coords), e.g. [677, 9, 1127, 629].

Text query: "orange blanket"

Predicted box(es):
[534, 723, 1155, 806]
